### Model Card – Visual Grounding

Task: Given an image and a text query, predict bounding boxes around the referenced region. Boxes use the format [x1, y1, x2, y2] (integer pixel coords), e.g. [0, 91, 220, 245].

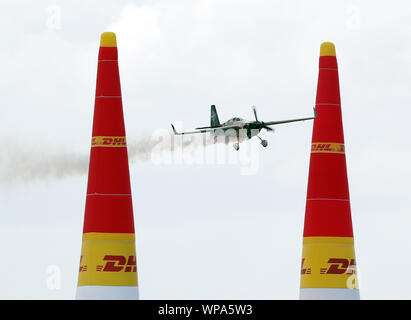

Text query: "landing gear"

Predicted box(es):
[233, 130, 240, 151]
[257, 136, 268, 147]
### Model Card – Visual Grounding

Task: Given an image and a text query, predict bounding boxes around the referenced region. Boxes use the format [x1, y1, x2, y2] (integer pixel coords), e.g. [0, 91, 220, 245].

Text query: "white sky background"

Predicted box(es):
[0, 0, 410, 299]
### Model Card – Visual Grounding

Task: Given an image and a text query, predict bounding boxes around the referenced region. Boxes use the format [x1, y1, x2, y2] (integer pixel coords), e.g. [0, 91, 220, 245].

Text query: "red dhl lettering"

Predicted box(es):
[311, 142, 345, 153]
[320, 258, 356, 275]
[79, 255, 137, 273]
[97, 255, 137, 272]
[114, 138, 125, 145]
[311, 143, 332, 151]
[300, 258, 311, 275]
[91, 136, 127, 147]
[301, 258, 356, 275]
[79, 256, 87, 272]
[102, 138, 113, 145]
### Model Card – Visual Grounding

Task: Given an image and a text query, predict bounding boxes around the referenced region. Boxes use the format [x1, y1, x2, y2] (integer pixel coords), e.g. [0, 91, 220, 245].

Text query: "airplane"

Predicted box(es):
[171, 105, 317, 150]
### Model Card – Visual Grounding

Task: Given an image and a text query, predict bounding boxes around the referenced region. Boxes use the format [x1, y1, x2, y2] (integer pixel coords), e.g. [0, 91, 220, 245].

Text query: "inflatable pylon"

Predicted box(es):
[76, 32, 139, 300]
[299, 42, 359, 300]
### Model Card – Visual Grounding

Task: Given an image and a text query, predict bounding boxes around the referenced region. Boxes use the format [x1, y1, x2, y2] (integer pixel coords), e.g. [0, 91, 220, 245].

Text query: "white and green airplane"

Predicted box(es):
[171, 105, 316, 150]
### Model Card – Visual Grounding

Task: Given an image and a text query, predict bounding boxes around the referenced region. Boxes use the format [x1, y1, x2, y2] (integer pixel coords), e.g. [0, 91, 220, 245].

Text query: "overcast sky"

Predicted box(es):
[1, 0, 411, 299]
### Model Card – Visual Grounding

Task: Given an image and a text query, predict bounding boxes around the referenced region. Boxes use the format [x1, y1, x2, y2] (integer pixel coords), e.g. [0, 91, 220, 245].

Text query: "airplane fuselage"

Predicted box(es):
[209, 119, 261, 139]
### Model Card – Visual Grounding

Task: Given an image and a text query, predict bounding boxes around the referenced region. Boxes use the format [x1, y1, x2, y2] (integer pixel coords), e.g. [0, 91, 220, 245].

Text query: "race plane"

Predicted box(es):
[171, 105, 317, 150]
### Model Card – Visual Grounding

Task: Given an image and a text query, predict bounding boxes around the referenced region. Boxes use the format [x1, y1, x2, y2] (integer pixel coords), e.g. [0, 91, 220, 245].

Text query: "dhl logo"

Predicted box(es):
[301, 258, 356, 275]
[97, 255, 137, 272]
[311, 142, 345, 154]
[79, 255, 137, 273]
[320, 258, 356, 275]
[92, 136, 126, 147]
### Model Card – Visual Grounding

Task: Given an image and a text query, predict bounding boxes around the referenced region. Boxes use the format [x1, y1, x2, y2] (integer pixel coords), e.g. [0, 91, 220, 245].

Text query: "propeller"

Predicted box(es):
[252, 105, 258, 121]
[263, 126, 275, 133]
[247, 105, 276, 134]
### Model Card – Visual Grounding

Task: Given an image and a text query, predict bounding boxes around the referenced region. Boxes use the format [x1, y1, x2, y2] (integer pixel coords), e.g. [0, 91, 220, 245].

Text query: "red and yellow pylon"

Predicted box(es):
[299, 42, 359, 299]
[76, 32, 139, 299]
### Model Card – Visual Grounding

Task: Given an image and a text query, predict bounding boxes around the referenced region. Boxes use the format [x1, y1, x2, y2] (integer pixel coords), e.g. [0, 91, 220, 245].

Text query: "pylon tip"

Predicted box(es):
[100, 32, 117, 47]
[320, 42, 336, 56]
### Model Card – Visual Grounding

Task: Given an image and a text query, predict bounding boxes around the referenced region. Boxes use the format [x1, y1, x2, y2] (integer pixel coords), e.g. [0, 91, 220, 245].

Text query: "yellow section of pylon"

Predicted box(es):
[78, 232, 138, 287]
[100, 32, 117, 47]
[300, 237, 358, 289]
[320, 42, 336, 56]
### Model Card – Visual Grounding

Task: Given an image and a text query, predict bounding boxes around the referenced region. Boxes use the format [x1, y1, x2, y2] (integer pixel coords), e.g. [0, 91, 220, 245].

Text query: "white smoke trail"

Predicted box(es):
[0, 131, 242, 186]
[0, 144, 89, 186]
[127, 130, 226, 161]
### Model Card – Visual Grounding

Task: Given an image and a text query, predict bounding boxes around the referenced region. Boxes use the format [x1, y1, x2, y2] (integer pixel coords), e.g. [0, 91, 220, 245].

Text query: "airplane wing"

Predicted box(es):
[171, 124, 241, 135]
[263, 108, 317, 127]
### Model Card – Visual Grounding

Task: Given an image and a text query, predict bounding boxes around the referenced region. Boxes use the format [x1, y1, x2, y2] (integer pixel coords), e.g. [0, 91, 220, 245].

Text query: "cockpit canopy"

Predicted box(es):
[226, 117, 243, 123]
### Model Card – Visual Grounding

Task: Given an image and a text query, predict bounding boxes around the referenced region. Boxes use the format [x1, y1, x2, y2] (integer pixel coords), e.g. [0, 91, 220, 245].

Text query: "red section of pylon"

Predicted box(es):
[306, 155, 349, 199]
[303, 43, 353, 238]
[84, 195, 134, 233]
[92, 98, 126, 136]
[82, 34, 135, 234]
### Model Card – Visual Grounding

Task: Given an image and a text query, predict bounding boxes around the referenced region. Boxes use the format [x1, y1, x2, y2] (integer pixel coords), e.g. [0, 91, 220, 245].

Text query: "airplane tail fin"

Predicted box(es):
[210, 105, 220, 127]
